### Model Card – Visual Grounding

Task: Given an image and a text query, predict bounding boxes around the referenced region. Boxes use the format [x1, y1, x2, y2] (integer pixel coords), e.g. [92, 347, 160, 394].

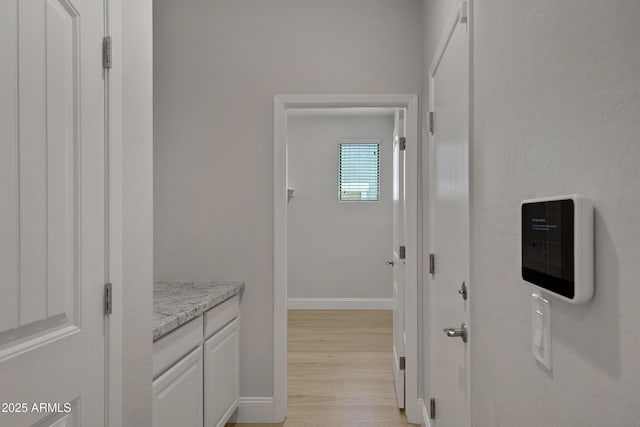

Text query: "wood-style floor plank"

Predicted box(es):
[227, 310, 416, 427]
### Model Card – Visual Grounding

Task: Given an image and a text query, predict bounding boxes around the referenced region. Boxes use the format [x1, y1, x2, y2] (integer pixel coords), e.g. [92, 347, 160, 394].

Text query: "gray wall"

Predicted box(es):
[153, 0, 423, 397]
[122, 0, 153, 425]
[287, 112, 394, 300]
[422, 0, 640, 425]
[472, 0, 640, 424]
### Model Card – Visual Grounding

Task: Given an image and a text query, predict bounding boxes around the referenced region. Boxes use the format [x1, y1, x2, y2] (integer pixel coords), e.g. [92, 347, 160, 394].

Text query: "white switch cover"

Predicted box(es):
[531, 293, 551, 370]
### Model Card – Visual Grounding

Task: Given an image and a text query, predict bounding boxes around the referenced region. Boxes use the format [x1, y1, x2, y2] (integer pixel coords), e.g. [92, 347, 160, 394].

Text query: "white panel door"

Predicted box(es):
[428, 2, 471, 427]
[153, 347, 204, 427]
[391, 108, 407, 409]
[0, 0, 107, 425]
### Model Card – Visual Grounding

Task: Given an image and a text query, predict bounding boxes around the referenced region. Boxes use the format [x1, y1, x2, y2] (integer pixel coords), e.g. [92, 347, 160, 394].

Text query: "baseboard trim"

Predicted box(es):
[228, 397, 276, 423]
[418, 398, 432, 427]
[287, 297, 393, 310]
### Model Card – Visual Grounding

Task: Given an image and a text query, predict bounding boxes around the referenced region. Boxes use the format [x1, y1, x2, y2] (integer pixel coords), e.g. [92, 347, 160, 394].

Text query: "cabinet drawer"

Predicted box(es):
[153, 316, 203, 379]
[152, 346, 203, 427]
[204, 294, 239, 339]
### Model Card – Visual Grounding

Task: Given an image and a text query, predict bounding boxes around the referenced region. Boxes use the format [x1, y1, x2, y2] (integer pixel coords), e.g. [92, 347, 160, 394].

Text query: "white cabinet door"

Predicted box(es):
[0, 0, 109, 425]
[204, 318, 239, 427]
[153, 346, 204, 427]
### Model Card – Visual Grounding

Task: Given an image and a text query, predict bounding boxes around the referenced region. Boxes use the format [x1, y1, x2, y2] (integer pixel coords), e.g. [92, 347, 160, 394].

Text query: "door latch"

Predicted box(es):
[458, 281, 467, 300]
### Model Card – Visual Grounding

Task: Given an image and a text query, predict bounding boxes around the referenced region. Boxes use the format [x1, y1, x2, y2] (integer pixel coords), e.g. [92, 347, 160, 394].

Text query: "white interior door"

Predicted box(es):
[391, 108, 406, 409]
[0, 0, 107, 425]
[428, 1, 470, 426]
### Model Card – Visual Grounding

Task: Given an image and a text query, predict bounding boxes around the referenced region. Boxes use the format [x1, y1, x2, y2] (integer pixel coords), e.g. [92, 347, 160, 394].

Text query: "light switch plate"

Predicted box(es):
[531, 293, 551, 370]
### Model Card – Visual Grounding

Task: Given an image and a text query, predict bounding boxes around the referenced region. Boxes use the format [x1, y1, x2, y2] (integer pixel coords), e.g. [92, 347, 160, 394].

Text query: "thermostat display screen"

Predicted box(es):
[522, 199, 575, 298]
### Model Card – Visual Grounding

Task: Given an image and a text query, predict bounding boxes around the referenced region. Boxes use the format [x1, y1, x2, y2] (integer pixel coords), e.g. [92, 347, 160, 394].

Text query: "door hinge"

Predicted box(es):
[399, 356, 405, 370]
[399, 136, 406, 151]
[429, 111, 434, 135]
[399, 245, 406, 260]
[430, 397, 436, 420]
[429, 253, 435, 275]
[102, 36, 112, 69]
[104, 283, 113, 315]
[460, 0, 469, 23]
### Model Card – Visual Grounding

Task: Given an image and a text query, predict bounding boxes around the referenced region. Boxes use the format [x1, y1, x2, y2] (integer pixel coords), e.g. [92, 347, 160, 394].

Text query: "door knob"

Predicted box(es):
[385, 260, 395, 266]
[443, 323, 467, 343]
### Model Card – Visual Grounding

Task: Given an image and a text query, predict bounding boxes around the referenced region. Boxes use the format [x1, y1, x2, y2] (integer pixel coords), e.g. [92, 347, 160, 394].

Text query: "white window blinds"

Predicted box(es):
[338, 141, 380, 201]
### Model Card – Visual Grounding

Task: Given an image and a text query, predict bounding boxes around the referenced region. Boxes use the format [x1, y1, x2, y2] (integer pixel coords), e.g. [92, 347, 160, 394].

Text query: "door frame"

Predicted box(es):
[106, 0, 123, 425]
[273, 93, 420, 423]
[427, 0, 473, 424]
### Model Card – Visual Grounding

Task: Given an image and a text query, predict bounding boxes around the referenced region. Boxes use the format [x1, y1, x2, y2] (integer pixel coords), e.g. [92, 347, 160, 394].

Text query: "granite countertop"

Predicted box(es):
[153, 281, 245, 342]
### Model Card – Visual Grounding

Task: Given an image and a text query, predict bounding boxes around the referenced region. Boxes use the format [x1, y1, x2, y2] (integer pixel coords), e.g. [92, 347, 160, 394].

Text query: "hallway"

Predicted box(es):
[228, 310, 414, 426]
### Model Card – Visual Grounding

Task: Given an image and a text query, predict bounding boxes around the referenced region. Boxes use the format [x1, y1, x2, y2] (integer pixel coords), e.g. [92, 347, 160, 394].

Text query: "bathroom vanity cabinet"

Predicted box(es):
[152, 282, 243, 427]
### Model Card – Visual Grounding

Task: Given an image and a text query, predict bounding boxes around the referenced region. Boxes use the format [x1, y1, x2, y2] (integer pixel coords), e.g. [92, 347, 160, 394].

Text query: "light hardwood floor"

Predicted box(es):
[227, 310, 416, 427]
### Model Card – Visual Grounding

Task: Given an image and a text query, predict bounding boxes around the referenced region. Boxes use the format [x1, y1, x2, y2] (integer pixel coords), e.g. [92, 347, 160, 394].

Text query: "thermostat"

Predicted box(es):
[521, 195, 594, 304]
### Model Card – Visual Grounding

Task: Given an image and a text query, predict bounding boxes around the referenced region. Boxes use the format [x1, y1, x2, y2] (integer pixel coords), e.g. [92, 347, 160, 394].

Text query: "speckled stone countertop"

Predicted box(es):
[153, 281, 244, 342]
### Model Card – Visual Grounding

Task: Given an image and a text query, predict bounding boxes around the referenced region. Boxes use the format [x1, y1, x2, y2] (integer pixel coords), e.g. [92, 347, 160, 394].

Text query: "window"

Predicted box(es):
[338, 141, 380, 201]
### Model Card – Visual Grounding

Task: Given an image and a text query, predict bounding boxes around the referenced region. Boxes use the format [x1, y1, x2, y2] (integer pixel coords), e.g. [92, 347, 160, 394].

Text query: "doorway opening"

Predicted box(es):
[286, 107, 400, 423]
[273, 94, 420, 424]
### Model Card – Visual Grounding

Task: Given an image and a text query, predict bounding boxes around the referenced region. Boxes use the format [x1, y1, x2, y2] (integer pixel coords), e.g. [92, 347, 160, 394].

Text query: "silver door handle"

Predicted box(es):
[443, 323, 467, 343]
[385, 260, 395, 266]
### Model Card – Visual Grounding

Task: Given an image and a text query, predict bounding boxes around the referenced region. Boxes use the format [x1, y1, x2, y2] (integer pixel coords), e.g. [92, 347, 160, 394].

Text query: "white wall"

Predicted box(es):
[153, 0, 423, 398]
[287, 111, 394, 301]
[423, 0, 640, 425]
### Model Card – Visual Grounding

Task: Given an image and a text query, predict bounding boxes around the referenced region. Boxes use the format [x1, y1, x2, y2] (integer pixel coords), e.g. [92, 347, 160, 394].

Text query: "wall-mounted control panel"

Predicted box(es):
[521, 195, 594, 304]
